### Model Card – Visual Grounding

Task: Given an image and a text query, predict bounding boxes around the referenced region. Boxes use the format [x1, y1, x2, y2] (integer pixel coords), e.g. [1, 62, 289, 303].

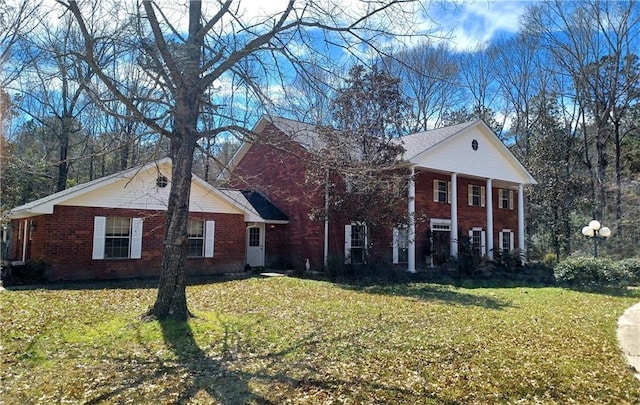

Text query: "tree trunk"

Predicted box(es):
[146, 133, 197, 320]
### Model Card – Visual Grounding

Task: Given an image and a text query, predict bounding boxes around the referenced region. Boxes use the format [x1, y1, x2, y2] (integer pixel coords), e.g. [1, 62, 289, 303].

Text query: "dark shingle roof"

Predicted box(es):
[240, 190, 289, 222]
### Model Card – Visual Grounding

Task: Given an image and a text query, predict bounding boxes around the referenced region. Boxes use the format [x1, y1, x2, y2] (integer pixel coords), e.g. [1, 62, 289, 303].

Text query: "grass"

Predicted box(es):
[1, 276, 639, 404]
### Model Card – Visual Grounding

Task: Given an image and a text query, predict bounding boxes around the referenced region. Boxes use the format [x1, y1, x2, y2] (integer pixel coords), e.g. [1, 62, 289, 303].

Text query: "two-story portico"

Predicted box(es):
[401, 120, 537, 272]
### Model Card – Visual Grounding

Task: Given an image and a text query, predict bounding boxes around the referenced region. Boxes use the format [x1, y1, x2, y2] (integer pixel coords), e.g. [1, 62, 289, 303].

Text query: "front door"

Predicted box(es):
[246, 224, 265, 267]
[432, 230, 450, 266]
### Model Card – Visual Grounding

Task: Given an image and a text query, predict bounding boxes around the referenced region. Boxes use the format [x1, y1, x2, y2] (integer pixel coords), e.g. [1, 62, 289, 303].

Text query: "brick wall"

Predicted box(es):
[10, 205, 246, 281]
[230, 122, 326, 270]
[414, 170, 520, 265]
[230, 124, 522, 270]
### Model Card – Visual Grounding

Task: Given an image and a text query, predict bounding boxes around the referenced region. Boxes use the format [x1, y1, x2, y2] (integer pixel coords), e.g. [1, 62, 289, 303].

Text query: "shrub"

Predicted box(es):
[542, 253, 558, 267]
[553, 257, 629, 287]
[619, 258, 640, 285]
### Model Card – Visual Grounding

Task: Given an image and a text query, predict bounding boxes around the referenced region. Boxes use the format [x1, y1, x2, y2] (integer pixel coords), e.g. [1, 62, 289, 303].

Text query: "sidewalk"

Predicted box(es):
[618, 302, 640, 382]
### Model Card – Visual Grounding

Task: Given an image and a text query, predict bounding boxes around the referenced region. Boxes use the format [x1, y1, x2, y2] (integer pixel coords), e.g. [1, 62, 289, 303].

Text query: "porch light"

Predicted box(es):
[581, 220, 611, 258]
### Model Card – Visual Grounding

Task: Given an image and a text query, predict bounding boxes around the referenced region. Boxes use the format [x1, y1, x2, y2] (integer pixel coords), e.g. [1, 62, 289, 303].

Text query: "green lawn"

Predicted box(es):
[1, 276, 639, 404]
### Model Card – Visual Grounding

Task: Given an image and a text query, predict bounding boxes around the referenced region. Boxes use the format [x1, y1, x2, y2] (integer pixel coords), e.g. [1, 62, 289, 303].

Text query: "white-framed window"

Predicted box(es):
[468, 227, 486, 257]
[433, 180, 451, 203]
[345, 222, 367, 264]
[468, 185, 486, 207]
[392, 226, 409, 264]
[499, 229, 514, 254]
[499, 189, 514, 209]
[92, 216, 143, 260]
[187, 219, 215, 258]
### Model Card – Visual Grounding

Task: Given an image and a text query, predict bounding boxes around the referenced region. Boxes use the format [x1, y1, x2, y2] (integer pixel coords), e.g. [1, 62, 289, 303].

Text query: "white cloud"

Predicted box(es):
[426, 0, 531, 51]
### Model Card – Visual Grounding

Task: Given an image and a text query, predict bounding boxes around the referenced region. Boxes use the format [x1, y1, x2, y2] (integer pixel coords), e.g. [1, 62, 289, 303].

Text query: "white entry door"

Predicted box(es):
[246, 224, 265, 267]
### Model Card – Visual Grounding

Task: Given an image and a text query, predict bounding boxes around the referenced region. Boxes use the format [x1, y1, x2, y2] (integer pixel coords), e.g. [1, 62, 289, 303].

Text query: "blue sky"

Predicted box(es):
[426, 0, 532, 50]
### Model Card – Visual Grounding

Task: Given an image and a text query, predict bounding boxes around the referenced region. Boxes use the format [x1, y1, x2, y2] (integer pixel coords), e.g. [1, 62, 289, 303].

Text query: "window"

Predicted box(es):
[499, 229, 514, 254]
[393, 226, 409, 264]
[345, 223, 367, 264]
[468, 185, 485, 207]
[105, 217, 131, 258]
[499, 189, 514, 209]
[468, 227, 486, 257]
[188, 219, 215, 258]
[248, 227, 260, 247]
[187, 219, 205, 257]
[433, 180, 451, 203]
[92, 216, 143, 260]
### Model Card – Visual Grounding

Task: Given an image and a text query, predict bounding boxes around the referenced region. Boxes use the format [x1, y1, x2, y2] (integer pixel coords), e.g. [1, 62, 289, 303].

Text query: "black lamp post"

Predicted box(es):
[581, 220, 612, 258]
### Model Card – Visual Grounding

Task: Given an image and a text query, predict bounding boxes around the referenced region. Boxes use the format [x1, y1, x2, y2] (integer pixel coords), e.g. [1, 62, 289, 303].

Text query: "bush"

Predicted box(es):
[553, 257, 630, 287]
[619, 258, 640, 285]
[542, 253, 558, 267]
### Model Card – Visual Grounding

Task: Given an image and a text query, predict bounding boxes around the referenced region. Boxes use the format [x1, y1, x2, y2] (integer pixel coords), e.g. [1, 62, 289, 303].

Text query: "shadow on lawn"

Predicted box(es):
[342, 282, 513, 310]
[158, 319, 271, 404]
[157, 322, 451, 404]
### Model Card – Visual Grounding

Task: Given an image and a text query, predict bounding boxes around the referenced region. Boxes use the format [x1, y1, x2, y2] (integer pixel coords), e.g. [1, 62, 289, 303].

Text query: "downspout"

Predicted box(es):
[324, 169, 329, 267]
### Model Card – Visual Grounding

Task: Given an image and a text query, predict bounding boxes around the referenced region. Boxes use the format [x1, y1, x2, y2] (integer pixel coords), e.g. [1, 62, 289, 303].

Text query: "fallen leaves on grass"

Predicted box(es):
[1, 278, 639, 404]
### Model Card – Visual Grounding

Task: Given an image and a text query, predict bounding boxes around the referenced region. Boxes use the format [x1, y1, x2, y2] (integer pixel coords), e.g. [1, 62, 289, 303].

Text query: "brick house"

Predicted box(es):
[7, 157, 287, 280]
[221, 116, 537, 272]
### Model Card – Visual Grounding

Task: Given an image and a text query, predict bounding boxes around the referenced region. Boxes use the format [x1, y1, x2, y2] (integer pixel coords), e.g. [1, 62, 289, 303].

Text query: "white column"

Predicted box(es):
[518, 183, 526, 264]
[407, 166, 416, 273]
[486, 178, 494, 260]
[450, 173, 458, 258]
[22, 219, 28, 262]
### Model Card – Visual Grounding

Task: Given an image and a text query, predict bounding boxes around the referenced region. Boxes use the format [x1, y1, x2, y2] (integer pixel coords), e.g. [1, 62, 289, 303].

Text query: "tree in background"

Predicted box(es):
[308, 64, 412, 265]
[382, 42, 460, 131]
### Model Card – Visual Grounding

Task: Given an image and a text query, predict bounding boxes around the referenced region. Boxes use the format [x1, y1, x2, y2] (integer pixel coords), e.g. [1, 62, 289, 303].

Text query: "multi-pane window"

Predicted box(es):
[434, 180, 449, 203]
[187, 219, 205, 257]
[499, 189, 513, 209]
[345, 223, 367, 264]
[468, 185, 485, 207]
[393, 226, 409, 264]
[248, 227, 260, 247]
[105, 217, 131, 258]
[471, 229, 482, 256]
[500, 229, 513, 254]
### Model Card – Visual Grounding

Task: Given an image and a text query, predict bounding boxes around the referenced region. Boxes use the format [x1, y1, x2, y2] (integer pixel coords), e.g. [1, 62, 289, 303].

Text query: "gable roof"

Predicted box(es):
[219, 115, 324, 181]
[221, 115, 536, 185]
[218, 189, 289, 224]
[399, 120, 478, 161]
[8, 158, 286, 222]
[399, 120, 537, 185]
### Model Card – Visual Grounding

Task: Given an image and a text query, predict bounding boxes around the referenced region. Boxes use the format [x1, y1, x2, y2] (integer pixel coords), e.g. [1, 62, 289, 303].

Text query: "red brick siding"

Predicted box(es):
[413, 170, 519, 263]
[230, 124, 521, 269]
[231, 123, 326, 270]
[10, 205, 246, 281]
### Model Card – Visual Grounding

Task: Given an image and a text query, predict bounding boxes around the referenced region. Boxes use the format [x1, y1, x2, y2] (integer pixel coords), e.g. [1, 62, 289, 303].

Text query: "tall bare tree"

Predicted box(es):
[60, 0, 422, 320]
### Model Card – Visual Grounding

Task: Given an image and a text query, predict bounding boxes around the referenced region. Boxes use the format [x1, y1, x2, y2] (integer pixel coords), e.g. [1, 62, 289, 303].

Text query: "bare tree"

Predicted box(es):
[383, 41, 460, 131]
[60, 0, 422, 320]
[524, 0, 640, 227]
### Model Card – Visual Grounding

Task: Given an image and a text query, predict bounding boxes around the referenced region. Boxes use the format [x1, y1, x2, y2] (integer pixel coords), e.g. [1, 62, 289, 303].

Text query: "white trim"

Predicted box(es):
[21, 220, 28, 262]
[344, 224, 352, 264]
[499, 229, 515, 253]
[518, 184, 525, 263]
[393, 226, 409, 265]
[486, 178, 494, 259]
[204, 220, 215, 258]
[130, 218, 143, 259]
[450, 173, 458, 258]
[92, 216, 106, 260]
[408, 167, 416, 272]
[468, 227, 486, 256]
